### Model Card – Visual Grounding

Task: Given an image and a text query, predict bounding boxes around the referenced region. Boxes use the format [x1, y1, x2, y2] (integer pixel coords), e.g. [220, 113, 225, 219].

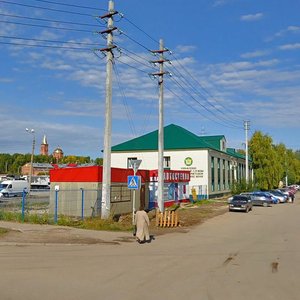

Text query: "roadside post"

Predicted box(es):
[54, 185, 59, 224]
[128, 159, 142, 225]
[21, 188, 27, 222]
[80, 188, 84, 220]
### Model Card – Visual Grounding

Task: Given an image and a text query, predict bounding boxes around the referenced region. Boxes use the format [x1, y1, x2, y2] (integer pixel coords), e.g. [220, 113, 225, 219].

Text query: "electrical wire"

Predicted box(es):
[32, 0, 105, 11]
[0, 35, 103, 47]
[114, 57, 151, 74]
[0, 0, 93, 17]
[0, 12, 103, 28]
[121, 15, 159, 45]
[112, 62, 137, 137]
[165, 84, 218, 123]
[0, 40, 92, 51]
[117, 48, 156, 71]
[116, 46, 154, 67]
[168, 63, 242, 127]
[118, 30, 152, 52]
[170, 52, 244, 123]
[0, 20, 94, 33]
[169, 76, 242, 129]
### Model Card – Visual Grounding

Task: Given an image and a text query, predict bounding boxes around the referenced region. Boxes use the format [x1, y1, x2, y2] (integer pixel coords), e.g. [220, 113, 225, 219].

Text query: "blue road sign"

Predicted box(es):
[127, 175, 139, 189]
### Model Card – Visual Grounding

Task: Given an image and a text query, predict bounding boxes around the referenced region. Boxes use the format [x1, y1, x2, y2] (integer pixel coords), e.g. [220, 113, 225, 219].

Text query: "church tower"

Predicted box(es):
[40, 135, 49, 156]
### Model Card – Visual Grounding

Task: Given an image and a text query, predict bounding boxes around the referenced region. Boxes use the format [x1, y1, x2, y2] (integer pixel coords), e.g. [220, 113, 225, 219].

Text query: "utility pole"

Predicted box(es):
[26, 128, 35, 194]
[244, 120, 250, 183]
[99, 0, 117, 219]
[151, 39, 169, 213]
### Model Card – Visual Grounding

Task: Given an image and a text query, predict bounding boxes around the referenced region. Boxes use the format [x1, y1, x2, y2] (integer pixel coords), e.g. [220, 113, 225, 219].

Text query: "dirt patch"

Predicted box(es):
[148, 201, 228, 236]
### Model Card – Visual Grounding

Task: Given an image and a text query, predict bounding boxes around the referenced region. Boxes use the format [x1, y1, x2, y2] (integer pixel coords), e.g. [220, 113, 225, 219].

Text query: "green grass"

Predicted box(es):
[0, 211, 133, 232]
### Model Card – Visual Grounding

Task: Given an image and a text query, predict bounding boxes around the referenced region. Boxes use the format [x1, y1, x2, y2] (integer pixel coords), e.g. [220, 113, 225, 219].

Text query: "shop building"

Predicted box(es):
[111, 124, 252, 199]
[49, 166, 191, 217]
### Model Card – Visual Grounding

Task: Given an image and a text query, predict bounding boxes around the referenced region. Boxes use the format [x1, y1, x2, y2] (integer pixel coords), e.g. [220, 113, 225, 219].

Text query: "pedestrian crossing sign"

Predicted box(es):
[127, 175, 140, 189]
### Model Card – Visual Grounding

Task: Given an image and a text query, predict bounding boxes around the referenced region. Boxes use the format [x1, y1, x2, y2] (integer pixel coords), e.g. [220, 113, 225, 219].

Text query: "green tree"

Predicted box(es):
[249, 131, 277, 189]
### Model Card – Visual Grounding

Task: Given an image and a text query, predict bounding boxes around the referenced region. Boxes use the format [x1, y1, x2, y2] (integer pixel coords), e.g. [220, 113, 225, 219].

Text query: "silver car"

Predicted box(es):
[229, 195, 253, 213]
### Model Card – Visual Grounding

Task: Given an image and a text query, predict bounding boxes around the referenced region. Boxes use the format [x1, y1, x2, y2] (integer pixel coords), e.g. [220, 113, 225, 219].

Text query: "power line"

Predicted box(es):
[0, 12, 103, 28]
[32, 0, 105, 11]
[170, 52, 244, 123]
[118, 30, 152, 52]
[0, 0, 93, 17]
[117, 48, 156, 71]
[114, 57, 151, 74]
[121, 15, 159, 45]
[0, 35, 103, 47]
[117, 46, 154, 67]
[112, 62, 137, 137]
[0, 20, 94, 33]
[169, 76, 242, 129]
[168, 62, 241, 127]
[0, 40, 93, 51]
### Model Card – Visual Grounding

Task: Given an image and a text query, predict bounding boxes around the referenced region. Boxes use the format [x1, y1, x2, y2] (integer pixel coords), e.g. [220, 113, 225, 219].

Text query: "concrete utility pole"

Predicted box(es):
[100, 0, 117, 219]
[244, 120, 250, 183]
[26, 128, 35, 194]
[151, 39, 168, 213]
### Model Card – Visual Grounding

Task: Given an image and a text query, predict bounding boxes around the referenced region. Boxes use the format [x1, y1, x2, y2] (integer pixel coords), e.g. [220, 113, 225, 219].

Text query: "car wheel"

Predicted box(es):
[263, 202, 268, 207]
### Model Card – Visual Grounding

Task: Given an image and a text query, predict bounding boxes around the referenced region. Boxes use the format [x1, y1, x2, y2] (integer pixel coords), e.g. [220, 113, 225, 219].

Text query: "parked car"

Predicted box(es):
[268, 190, 287, 203]
[240, 192, 273, 207]
[229, 195, 253, 213]
[277, 189, 292, 201]
[263, 191, 279, 204]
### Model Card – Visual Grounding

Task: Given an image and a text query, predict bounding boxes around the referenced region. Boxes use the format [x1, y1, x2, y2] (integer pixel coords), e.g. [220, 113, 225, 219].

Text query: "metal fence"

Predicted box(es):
[0, 186, 134, 224]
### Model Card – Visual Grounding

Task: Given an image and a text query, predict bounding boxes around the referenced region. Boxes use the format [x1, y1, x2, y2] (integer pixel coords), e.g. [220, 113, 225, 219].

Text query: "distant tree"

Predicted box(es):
[249, 131, 277, 189]
[94, 157, 103, 165]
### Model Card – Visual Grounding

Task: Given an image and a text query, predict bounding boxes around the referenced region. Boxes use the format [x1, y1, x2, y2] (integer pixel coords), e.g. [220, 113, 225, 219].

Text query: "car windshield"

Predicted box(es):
[233, 196, 248, 201]
[0, 183, 8, 189]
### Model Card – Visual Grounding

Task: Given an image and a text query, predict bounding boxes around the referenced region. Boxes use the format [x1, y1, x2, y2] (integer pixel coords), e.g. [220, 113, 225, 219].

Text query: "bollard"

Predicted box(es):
[80, 188, 84, 220]
[21, 188, 27, 222]
[54, 190, 58, 224]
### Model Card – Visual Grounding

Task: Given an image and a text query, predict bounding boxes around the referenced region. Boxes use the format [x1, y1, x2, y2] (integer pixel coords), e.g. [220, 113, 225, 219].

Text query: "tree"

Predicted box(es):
[249, 131, 300, 189]
[249, 131, 280, 189]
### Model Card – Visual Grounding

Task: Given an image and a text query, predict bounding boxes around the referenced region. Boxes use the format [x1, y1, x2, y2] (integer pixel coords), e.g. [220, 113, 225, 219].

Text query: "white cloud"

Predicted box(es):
[175, 45, 197, 53]
[212, 0, 228, 7]
[0, 77, 13, 83]
[278, 43, 300, 50]
[241, 50, 270, 58]
[240, 13, 264, 22]
[275, 25, 300, 38]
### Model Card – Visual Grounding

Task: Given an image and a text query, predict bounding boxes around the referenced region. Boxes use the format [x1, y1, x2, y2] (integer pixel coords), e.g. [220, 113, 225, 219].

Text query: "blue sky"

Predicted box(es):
[0, 0, 299, 159]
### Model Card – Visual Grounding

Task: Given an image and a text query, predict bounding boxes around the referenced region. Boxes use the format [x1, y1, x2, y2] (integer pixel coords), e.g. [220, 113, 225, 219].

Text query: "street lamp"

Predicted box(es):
[26, 128, 35, 193]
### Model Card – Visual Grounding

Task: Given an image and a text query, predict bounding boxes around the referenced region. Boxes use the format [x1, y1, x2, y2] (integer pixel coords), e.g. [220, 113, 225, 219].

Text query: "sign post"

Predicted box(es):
[128, 159, 142, 225]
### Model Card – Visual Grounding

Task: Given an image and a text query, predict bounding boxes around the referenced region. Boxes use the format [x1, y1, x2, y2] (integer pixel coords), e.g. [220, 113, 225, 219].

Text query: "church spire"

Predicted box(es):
[40, 135, 49, 156]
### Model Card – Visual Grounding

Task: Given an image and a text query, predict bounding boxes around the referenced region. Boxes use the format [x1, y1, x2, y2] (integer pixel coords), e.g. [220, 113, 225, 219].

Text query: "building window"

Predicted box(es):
[164, 156, 171, 169]
[127, 157, 137, 169]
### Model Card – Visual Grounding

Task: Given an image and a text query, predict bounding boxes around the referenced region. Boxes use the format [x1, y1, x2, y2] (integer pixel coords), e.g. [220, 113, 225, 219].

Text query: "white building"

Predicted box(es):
[111, 124, 251, 199]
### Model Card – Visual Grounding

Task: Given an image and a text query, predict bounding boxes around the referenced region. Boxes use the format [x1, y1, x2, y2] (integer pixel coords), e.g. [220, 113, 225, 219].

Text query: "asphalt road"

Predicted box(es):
[0, 195, 299, 300]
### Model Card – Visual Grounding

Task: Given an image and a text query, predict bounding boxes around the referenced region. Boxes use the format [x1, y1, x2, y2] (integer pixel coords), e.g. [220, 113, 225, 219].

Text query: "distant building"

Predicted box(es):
[40, 135, 49, 156]
[21, 163, 54, 176]
[53, 146, 64, 162]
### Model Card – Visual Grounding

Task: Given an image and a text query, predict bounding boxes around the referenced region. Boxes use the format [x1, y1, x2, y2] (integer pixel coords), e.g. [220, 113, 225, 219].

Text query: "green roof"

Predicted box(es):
[226, 148, 248, 160]
[112, 124, 224, 152]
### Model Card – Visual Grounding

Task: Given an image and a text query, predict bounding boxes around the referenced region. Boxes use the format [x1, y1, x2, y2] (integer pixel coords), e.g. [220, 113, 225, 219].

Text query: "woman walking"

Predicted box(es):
[134, 207, 150, 243]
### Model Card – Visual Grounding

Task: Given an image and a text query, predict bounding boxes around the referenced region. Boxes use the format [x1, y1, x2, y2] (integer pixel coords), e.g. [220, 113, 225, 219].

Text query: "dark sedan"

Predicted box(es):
[229, 195, 253, 213]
